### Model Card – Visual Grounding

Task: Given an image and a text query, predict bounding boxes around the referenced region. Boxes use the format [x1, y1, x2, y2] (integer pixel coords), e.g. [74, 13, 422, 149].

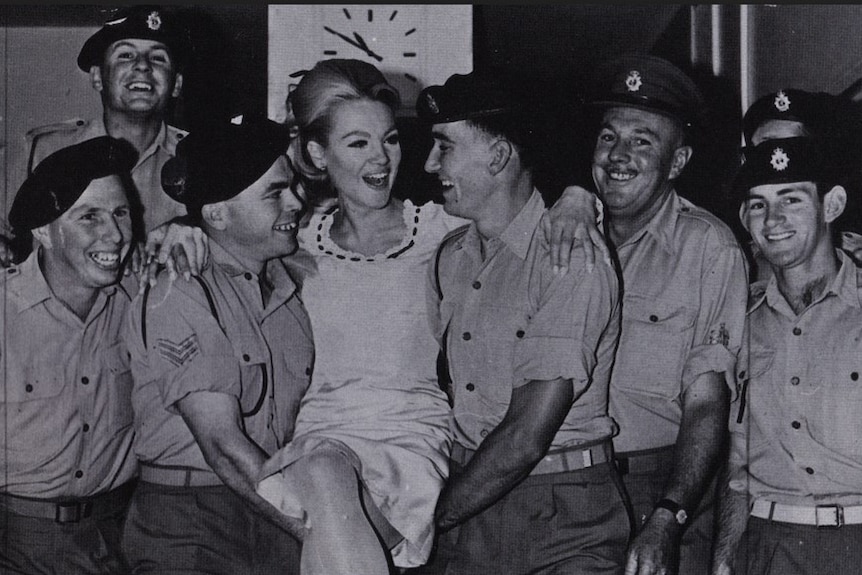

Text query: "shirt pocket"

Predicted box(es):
[615, 293, 696, 400]
[812, 350, 862, 458]
[102, 341, 134, 428]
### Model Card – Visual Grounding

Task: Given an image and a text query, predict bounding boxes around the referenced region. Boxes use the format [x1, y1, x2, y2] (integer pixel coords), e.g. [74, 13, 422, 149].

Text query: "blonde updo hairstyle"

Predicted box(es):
[287, 59, 401, 198]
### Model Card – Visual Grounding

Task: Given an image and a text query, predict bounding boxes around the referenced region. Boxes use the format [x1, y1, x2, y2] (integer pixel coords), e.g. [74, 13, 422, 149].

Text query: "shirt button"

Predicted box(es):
[853, 372, 859, 381]
[649, 315, 659, 323]
[791, 421, 801, 429]
[242, 353, 250, 362]
[793, 327, 802, 336]
[75, 470, 83, 479]
[83, 424, 90, 432]
[472, 281, 481, 289]
[24, 384, 33, 393]
[516, 330, 525, 338]
[466, 383, 475, 391]
[790, 376, 800, 386]
[305, 367, 312, 376]
[480, 429, 489, 438]
[81, 377, 89, 385]
[462, 332, 471, 341]
[244, 272, 253, 280]
[739, 370, 746, 379]
[806, 467, 814, 475]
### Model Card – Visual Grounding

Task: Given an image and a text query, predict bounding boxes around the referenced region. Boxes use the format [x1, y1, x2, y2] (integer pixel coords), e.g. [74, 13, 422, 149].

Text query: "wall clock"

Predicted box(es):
[268, 5, 473, 120]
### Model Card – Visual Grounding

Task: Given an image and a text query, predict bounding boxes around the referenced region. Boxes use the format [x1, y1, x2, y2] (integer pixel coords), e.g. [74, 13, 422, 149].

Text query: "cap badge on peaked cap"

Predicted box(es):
[774, 90, 791, 112]
[770, 147, 790, 171]
[147, 11, 162, 31]
[625, 70, 642, 92]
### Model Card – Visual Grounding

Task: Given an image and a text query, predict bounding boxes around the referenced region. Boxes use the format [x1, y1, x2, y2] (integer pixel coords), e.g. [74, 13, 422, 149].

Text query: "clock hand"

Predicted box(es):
[353, 32, 384, 62]
[323, 26, 383, 62]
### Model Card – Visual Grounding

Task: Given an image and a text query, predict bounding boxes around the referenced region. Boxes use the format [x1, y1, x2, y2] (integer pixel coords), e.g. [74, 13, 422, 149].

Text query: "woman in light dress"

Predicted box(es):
[256, 58, 603, 574]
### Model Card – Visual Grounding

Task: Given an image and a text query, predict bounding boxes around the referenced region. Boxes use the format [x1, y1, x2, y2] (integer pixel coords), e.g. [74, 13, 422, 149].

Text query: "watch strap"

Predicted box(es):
[655, 498, 688, 525]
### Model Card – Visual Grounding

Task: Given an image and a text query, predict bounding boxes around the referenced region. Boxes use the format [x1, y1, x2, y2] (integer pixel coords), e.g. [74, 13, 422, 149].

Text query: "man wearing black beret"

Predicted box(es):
[0, 136, 140, 573]
[415, 72, 630, 574]
[121, 117, 310, 574]
[3, 5, 200, 272]
[583, 54, 749, 575]
[713, 137, 862, 575]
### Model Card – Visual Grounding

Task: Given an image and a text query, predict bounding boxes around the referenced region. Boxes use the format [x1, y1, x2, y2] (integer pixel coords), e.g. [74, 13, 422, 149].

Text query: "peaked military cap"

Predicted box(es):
[161, 116, 293, 210]
[416, 72, 520, 124]
[742, 88, 858, 146]
[589, 54, 707, 127]
[77, 5, 191, 72]
[733, 137, 841, 200]
[9, 136, 138, 233]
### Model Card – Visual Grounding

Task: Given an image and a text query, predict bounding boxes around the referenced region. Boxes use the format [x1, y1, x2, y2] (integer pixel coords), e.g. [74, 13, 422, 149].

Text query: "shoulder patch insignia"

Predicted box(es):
[155, 334, 200, 367]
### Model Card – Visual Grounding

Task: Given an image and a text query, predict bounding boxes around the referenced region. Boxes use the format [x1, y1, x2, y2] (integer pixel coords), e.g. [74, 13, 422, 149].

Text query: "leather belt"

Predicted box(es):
[0, 481, 136, 524]
[614, 444, 675, 475]
[751, 499, 862, 528]
[140, 464, 223, 487]
[450, 441, 611, 475]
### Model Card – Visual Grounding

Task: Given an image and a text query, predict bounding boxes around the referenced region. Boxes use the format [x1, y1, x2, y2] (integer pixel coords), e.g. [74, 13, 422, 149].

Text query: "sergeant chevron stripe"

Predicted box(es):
[156, 335, 200, 367]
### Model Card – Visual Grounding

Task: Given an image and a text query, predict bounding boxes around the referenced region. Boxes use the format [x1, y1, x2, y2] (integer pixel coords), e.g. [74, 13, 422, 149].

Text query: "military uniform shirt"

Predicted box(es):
[428, 190, 621, 451]
[124, 241, 314, 474]
[610, 190, 748, 453]
[729, 251, 862, 506]
[5, 117, 187, 234]
[0, 250, 137, 498]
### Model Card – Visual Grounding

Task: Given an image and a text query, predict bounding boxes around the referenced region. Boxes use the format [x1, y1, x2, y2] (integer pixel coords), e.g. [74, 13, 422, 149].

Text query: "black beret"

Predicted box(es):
[589, 54, 707, 127]
[416, 72, 519, 124]
[733, 137, 841, 201]
[161, 117, 292, 210]
[77, 5, 191, 72]
[742, 88, 858, 146]
[9, 136, 138, 233]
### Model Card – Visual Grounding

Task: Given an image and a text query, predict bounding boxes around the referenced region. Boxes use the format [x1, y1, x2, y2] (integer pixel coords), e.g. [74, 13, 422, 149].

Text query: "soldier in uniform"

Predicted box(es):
[713, 137, 862, 575]
[121, 117, 311, 574]
[586, 54, 749, 575]
[0, 136, 140, 574]
[415, 72, 630, 574]
[3, 5, 203, 272]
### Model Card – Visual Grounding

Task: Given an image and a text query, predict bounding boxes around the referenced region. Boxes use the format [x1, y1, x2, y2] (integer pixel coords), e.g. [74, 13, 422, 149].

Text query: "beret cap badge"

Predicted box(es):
[147, 11, 162, 31]
[770, 147, 790, 171]
[773, 90, 791, 112]
[625, 70, 643, 92]
[425, 92, 440, 115]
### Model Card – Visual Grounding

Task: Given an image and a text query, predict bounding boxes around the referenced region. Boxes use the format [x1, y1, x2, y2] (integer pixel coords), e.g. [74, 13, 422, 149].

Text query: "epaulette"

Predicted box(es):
[433, 225, 469, 300]
[25, 118, 91, 174]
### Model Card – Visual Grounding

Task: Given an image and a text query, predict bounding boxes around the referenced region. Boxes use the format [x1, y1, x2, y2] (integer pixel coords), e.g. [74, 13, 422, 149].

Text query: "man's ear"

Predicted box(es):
[171, 73, 184, 98]
[90, 66, 104, 93]
[668, 145, 693, 181]
[738, 201, 751, 235]
[488, 139, 513, 176]
[306, 141, 326, 171]
[201, 202, 228, 231]
[31, 224, 52, 249]
[823, 185, 847, 224]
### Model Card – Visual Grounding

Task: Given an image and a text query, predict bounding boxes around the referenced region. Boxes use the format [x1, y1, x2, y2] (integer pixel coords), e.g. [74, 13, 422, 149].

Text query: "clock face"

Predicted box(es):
[267, 5, 472, 121]
[318, 5, 425, 109]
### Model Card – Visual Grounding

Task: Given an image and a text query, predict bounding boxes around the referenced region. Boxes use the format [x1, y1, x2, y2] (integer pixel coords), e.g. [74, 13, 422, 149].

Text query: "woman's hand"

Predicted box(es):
[542, 185, 610, 274]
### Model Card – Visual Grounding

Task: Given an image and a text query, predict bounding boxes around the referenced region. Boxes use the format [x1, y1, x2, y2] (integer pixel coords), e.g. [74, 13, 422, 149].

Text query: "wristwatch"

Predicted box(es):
[655, 498, 688, 525]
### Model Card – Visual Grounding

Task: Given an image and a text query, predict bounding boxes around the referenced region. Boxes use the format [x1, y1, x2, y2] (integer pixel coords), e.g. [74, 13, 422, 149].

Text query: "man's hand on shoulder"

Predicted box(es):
[542, 185, 610, 275]
[129, 220, 209, 292]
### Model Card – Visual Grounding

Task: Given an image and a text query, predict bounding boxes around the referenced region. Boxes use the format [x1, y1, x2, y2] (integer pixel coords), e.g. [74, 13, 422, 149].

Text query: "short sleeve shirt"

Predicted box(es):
[729, 251, 862, 506]
[609, 190, 749, 453]
[0, 251, 137, 498]
[428, 190, 621, 450]
[124, 241, 314, 473]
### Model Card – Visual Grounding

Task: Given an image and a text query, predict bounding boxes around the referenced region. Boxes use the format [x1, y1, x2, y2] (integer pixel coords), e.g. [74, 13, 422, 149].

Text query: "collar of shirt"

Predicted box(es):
[458, 188, 546, 260]
[616, 189, 681, 256]
[207, 239, 298, 307]
[12, 248, 117, 318]
[753, 249, 861, 315]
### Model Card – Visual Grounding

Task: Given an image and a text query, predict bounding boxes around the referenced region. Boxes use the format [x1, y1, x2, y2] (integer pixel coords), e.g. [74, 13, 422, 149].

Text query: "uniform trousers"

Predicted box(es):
[616, 447, 716, 575]
[413, 461, 630, 575]
[122, 481, 300, 575]
[0, 505, 128, 575]
[735, 517, 862, 575]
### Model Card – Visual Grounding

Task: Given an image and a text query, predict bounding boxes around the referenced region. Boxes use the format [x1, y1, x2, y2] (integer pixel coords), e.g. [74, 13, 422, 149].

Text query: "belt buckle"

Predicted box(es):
[54, 501, 92, 524]
[815, 505, 844, 529]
